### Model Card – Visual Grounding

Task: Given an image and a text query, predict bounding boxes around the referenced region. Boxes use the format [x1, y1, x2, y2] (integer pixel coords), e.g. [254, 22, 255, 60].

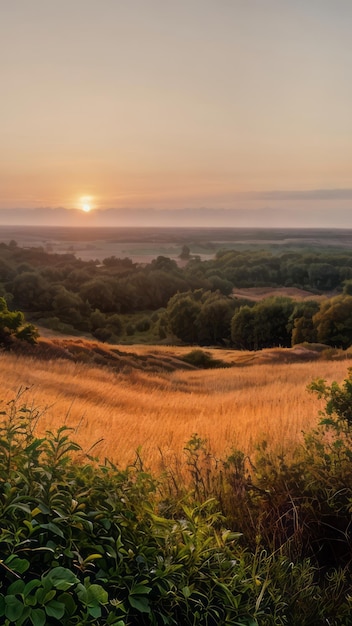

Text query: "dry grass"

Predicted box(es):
[232, 287, 332, 301]
[0, 345, 350, 472]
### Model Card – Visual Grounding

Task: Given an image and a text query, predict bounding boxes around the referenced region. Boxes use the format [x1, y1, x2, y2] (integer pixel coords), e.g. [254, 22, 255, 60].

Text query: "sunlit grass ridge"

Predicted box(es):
[1, 348, 349, 469]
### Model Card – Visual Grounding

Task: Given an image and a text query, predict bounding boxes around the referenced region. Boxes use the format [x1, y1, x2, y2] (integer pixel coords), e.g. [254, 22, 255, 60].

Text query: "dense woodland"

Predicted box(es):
[2, 240, 352, 349]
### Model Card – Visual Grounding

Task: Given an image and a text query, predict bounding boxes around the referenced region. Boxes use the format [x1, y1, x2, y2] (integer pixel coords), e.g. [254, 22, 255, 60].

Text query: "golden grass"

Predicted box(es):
[0, 347, 350, 472]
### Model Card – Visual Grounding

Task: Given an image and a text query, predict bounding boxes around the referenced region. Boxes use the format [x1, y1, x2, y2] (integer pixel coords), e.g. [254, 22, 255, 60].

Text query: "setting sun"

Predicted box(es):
[79, 196, 93, 213]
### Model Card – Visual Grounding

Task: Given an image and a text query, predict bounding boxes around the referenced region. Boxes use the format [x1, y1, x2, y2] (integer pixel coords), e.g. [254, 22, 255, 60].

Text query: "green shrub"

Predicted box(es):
[135, 317, 151, 332]
[182, 349, 229, 369]
[1, 380, 352, 624]
[0, 297, 38, 348]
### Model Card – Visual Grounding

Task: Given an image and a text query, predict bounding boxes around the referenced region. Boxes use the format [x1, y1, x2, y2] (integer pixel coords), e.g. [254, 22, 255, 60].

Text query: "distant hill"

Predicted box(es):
[2, 206, 352, 228]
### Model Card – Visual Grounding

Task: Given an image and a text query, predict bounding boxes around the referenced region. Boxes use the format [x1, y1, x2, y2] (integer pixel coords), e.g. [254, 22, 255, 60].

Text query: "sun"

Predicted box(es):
[79, 196, 93, 213]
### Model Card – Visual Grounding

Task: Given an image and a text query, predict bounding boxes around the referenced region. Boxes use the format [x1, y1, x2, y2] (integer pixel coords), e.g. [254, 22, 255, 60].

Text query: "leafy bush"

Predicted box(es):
[0, 379, 352, 624]
[135, 317, 151, 332]
[0, 297, 38, 348]
[181, 349, 229, 369]
[0, 395, 275, 625]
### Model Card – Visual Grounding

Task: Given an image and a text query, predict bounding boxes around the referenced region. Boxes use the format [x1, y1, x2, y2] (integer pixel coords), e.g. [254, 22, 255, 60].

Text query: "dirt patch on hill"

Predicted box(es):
[232, 287, 332, 301]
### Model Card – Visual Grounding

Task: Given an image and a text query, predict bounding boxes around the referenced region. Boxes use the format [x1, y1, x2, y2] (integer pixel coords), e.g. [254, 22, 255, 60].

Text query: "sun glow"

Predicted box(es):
[79, 196, 93, 213]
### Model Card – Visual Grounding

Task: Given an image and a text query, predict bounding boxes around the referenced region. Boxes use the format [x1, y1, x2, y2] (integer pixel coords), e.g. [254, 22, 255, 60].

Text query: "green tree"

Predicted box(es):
[196, 292, 234, 344]
[167, 292, 201, 343]
[79, 278, 115, 312]
[11, 271, 50, 310]
[179, 244, 191, 260]
[231, 305, 256, 349]
[308, 263, 340, 290]
[231, 297, 294, 350]
[289, 300, 319, 345]
[313, 294, 352, 348]
[0, 297, 38, 348]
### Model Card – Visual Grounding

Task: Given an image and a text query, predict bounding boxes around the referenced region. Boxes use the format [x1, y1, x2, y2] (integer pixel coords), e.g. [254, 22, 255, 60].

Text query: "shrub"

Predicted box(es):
[135, 317, 151, 332]
[0, 396, 313, 626]
[0, 297, 38, 348]
[182, 349, 229, 369]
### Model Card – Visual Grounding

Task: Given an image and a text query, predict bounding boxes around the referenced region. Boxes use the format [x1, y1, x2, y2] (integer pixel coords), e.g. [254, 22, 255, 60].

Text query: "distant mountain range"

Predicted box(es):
[0, 206, 351, 228]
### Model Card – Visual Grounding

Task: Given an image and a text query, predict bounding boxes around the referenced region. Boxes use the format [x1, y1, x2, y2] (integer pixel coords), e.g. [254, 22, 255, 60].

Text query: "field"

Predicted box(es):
[3, 225, 352, 262]
[1, 342, 350, 471]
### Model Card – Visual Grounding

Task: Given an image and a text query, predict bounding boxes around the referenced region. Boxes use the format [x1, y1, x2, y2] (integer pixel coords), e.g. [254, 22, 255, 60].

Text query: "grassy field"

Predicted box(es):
[1, 343, 350, 472]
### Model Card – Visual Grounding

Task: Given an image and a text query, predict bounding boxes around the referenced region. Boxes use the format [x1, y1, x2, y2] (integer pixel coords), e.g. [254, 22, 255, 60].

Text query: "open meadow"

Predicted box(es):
[1, 343, 350, 471]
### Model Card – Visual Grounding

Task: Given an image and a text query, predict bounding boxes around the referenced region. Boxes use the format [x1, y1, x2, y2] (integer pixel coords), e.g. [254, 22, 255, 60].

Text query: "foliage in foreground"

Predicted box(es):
[0, 298, 38, 348]
[0, 377, 352, 624]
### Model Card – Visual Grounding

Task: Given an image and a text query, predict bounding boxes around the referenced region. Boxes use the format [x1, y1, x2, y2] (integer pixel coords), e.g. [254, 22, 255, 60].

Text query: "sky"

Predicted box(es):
[1, 0, 352, 224]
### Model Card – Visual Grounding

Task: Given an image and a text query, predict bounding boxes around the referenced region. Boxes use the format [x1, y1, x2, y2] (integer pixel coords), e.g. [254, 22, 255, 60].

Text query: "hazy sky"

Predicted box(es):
[2, 0, 352, 219]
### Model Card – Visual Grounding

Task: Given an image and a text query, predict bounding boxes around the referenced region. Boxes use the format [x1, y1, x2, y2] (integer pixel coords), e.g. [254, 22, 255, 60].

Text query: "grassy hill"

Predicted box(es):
[2, 338, 351, 469]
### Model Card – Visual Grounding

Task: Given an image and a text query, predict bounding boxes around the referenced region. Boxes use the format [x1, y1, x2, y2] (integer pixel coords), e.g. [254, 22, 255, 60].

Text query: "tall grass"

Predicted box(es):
[0, 350, 349, 469]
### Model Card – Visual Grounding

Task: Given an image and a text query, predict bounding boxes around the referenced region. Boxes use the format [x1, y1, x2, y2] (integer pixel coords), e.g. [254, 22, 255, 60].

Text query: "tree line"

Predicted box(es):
[166, 288, 352, 349]
[2, 241, 352, 347]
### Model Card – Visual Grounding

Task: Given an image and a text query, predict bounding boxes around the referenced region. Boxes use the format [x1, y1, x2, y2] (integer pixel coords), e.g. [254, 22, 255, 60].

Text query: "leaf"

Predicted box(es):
[5, 595, 24, 621]
[42, 590, 56, 604]
[77, 583, 108, 606]
[88, 604, 102, 619]
[31, 507, 42, 518]
[7, 502, 31, 515]
[4, 555, 30, 574]
[57, 592, 77, 617]
[82, 553, 103, 564]
[29, 607, 46, 626]
[39, 522, 65, 538]
[128, 595, 151, 614]
[45, 600, 66, 619]
[8, 579, 25, 595]
[45, 567, 79, 591]
[130, 584, 152, 596]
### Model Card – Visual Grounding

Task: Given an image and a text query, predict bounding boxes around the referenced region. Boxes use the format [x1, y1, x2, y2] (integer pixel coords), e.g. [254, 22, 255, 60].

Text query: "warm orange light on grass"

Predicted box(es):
[0, 347, 350, 473]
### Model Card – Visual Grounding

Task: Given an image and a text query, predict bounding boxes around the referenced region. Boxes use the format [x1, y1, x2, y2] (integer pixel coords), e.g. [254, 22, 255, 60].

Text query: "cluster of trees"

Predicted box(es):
[167, 288, 352, 350]
[201, 248, 352, 290]
[166, 290, 247, 344]
[2, 241, 352, 347]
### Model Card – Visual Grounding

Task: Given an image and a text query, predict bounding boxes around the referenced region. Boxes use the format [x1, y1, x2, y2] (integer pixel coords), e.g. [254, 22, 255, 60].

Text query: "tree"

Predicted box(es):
[231, 305, 256, 350]
[11, 271, 50, 310]
[289, 300, 319, 345]
[179, 245, 191, 260]
[167, 292, 201, 343]
[308, 263, 340, 290]
[0, 297, 38, 348]
[79, 278, 115, 312]
[196, 292, 234, 344]
[313, 295, 352, 349]
[231, 297, 294, 350]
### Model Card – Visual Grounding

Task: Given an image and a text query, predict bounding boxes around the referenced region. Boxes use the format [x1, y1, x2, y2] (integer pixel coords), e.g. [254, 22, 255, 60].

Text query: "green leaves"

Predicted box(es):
[0, 297, 38, 348]
[76, 581, 109, 619]
[3, 555, 30, 575]
[128, 583, 152, 614]
[0, 393, 351, 624]
[45, 568, 79, 591]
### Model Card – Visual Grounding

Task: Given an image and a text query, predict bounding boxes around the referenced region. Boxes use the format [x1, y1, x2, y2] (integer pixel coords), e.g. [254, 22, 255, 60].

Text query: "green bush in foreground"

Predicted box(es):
[0, 298, 38, 348]
[0, 380, 351, 625]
